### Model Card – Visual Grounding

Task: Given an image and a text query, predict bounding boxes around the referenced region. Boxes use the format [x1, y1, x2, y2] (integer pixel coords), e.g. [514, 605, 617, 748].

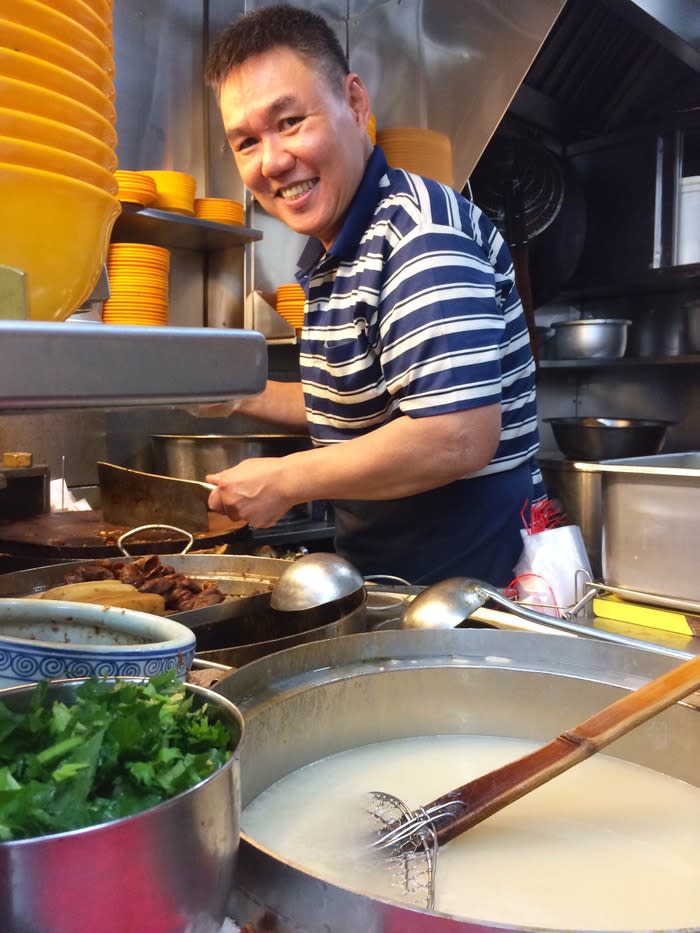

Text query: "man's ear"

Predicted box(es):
[345, 72, 371, 131]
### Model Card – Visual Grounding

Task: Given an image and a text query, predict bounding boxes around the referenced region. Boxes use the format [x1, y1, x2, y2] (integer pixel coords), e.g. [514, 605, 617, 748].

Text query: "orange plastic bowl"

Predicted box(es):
[0, 74, 117, 146]
[0, 107, 117, 171]
[3, 0, 114, 73]
[0, 135, 117, 194]
[44, 0, 113, 49]
[0, 18, 114, 99]
[0, 47, 116, 121]
[0, 162, 121, 321]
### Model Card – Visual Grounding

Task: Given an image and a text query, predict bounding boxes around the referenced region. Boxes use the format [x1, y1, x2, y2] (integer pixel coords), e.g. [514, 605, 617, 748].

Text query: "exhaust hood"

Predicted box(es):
[348, 0, 568, 189]
[345, 0, 698, 186]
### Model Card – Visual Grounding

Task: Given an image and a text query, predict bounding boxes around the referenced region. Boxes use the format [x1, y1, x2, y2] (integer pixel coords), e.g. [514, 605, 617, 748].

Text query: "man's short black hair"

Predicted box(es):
[205, 4, 350, 96]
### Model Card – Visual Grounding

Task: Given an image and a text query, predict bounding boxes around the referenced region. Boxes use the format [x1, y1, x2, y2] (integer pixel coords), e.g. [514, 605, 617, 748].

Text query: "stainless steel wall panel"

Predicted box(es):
[113, 0, 206, 184]
[0, 411, 107, 488]
[207, 247, 246, 329]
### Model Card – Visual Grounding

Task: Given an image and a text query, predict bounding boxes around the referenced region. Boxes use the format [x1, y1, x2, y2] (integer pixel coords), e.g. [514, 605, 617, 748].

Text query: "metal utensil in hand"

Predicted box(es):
[367, 648, 700, 910]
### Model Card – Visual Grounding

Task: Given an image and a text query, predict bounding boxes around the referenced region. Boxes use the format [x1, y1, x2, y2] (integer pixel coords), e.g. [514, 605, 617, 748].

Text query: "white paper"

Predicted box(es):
[49, 479, 92, 512]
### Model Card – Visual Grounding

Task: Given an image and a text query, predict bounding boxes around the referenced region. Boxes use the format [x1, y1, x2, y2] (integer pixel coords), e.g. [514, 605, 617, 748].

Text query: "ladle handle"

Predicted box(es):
[432, 651, 700, 846]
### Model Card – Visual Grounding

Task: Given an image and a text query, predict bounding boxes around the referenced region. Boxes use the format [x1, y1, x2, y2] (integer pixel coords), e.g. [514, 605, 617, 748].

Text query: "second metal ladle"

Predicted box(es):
[401, 577, 693, 661]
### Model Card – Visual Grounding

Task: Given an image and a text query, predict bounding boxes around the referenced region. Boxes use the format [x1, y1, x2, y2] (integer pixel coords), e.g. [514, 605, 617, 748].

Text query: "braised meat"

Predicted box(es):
[62, 556, 226, 614]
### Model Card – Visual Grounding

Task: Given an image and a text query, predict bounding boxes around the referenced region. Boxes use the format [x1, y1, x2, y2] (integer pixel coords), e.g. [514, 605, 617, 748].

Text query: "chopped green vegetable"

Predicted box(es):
[0, 671, 237, 841]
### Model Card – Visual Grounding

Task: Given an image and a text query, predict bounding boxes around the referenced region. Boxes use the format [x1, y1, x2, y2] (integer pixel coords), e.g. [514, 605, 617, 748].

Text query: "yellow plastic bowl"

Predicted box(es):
[0, 107, 117, 171]
[0, 18, 114, 99]
[0, 75, 117, 147]
[0, 48, 116, 121]
[0, 135, 117, 194]
[4, 0, 114, 73]
[46, 0, 113, 49]
[0, 162, 121, 321]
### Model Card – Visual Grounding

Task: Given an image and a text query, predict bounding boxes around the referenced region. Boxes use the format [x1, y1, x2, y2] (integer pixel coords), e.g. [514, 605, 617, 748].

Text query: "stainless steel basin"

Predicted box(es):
[215, 629, 700, 933]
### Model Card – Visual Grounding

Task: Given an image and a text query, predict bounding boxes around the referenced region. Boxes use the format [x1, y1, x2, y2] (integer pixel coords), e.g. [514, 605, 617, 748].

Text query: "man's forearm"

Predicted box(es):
[238, 380, 308, 430]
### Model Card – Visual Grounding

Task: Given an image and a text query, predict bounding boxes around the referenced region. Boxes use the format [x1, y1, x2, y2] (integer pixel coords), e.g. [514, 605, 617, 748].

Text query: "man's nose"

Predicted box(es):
[260, 136, 293, 177]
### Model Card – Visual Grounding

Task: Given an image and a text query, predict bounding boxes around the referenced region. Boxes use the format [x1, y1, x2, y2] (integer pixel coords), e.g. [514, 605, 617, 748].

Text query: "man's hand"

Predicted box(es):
[206, 458, 294, 527]
[184, 400, 242, 418]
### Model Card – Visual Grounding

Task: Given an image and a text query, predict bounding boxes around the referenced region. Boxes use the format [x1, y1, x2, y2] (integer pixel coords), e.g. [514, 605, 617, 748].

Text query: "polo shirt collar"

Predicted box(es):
[296, 146, 389, 276]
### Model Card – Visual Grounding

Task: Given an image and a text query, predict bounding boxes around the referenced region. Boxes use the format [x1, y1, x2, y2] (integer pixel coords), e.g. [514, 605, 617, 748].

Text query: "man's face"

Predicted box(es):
[219, 46, 370, 249]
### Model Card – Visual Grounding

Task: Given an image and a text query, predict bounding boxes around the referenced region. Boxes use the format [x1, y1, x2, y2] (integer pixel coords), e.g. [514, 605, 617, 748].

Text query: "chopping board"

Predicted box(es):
[0, 510, 250, 560]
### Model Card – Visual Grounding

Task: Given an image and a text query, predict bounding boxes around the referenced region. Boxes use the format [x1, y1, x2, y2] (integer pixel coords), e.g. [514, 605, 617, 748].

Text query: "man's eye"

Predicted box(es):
[235, 137, 257, 152]
[282, 115, 303, 130]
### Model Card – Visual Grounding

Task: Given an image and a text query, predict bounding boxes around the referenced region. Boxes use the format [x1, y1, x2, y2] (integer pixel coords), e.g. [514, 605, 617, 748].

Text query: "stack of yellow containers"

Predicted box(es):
[141, 170, 196, 215]
[0, 0, 120, 321]
[194, 197, 245, 225]
[275, 284, 305, 335]
[368, 112, 377, 145]
[114, 170, 157, 208]
[103, 243, 170, 326]
[376, 126, 454, 187]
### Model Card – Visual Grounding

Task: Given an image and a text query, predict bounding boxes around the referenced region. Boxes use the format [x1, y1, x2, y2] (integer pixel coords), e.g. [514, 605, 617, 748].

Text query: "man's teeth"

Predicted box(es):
[280, 180, 316, 199]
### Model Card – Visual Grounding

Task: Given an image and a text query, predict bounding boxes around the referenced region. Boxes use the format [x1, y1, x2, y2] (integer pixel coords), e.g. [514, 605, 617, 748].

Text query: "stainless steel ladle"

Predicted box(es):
[270, 552, 365, 612]
[401, 577, 693, 661]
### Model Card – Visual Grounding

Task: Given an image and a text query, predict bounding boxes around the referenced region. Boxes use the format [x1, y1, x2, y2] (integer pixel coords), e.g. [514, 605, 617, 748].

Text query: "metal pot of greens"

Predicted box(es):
[0, 674, 244, 933]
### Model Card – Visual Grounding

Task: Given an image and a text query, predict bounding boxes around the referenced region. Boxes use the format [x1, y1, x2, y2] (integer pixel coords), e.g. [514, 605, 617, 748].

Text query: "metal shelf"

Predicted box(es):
[539, 355, 700, 369]
[0, 321, 267, 410]
[562, 263, 700, 301]
[112, 207, 263, 251]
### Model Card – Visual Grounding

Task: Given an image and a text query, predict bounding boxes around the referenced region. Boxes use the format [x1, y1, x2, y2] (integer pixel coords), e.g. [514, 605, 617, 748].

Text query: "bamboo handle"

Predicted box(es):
[433, 652, 700, 846]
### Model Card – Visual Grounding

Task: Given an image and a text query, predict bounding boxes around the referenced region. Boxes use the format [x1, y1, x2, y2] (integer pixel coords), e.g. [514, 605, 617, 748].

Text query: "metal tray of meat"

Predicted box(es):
[0, 553, 290, 628]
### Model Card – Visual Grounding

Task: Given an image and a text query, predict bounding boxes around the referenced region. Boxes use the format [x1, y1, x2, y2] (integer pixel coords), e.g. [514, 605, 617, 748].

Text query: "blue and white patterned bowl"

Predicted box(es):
[0, 598, 196, 689]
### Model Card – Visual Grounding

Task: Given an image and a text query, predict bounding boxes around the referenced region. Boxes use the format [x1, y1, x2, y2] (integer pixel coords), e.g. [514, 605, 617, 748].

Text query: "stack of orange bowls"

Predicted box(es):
[376, 126, 454, 187]
[115, 170, 157, 208]
[0, 0, 120, 321]
[275, 284, 305, 334]
[103, 243, 170, 326]
[368, 112, 377, 146]
[141, 170, 196, 215]
[194, 197, 245, 226]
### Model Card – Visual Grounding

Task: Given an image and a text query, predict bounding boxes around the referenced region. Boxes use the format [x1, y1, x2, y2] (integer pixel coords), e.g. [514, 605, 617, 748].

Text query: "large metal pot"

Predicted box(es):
[152, 433, 312, 476]
[152, 434, 314, 522]
[0, 677, 244, 933]
[214, 629, 700, 933]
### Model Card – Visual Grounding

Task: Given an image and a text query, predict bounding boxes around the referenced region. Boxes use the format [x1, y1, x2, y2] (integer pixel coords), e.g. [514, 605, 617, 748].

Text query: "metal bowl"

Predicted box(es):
[545, 417, 673, 461]
[549, 318, 631, 359]
[0, 676, 244, 933]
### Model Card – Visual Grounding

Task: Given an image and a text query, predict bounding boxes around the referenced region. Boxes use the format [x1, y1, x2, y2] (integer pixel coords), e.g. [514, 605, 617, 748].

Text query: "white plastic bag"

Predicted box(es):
[512, 524, 592, 617]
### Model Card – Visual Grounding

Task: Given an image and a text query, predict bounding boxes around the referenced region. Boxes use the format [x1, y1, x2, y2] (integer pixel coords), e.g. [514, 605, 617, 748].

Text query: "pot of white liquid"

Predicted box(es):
[214, 629, 700, 933]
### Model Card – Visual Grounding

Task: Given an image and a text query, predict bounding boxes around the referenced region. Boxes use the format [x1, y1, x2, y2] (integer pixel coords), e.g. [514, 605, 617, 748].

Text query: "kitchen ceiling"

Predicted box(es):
[511, 0, 700, 143]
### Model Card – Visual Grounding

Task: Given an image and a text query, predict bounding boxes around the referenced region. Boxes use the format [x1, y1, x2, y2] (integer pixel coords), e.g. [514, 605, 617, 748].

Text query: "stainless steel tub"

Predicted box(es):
[576, 452, 700, 602]
[215, 629, 700, 933]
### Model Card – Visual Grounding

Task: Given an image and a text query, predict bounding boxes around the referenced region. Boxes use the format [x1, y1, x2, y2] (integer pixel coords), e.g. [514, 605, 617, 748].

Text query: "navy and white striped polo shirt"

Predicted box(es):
[296, 146, 540, 481]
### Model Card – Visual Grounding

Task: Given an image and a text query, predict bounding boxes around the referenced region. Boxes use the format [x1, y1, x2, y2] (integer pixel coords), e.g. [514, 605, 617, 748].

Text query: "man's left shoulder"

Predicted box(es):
[377, 169, 477, 231]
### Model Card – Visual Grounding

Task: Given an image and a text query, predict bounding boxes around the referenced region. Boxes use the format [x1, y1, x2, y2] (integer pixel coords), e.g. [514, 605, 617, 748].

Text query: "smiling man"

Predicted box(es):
[203, 4, 543, 586]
